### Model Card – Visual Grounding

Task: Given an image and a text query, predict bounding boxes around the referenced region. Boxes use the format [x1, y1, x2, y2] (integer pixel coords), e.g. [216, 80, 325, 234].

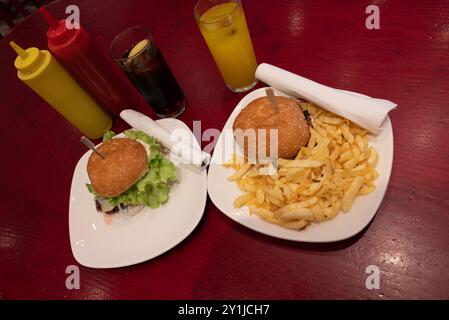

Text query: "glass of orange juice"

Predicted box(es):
[194, 0, 258, 92]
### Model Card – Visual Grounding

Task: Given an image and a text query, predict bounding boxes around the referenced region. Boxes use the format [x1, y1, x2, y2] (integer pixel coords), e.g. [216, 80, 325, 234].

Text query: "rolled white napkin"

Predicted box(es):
[255, 63, 396, 134]
[120, 110, 211, 170]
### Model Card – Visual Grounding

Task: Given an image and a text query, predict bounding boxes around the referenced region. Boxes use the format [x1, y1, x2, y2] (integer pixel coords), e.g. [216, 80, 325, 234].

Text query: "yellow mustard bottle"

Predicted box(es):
[10, 41, 112, 139]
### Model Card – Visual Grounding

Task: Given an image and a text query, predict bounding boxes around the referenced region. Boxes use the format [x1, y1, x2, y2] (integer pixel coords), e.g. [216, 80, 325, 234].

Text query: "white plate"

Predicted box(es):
[69, 118, 207, 268]
[208, 88, 394, 243]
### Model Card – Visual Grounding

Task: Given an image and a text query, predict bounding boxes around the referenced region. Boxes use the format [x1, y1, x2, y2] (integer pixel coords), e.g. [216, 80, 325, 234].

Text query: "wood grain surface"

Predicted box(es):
[0, 0, 448, 299]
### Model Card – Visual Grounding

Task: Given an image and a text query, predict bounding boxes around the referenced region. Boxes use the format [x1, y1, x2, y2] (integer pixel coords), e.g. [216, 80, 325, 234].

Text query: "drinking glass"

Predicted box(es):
[110, 26, 186, 118]
[194, 0, 258, 92]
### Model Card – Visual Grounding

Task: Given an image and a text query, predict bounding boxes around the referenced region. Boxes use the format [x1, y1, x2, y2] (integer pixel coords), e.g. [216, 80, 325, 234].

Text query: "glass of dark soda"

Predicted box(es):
[110, 26, 186, 118]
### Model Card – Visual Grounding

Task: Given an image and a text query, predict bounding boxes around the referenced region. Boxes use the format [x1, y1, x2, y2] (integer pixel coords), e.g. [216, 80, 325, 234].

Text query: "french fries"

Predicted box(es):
[341, 176, 364, 212]
[225, 102, 379, 230]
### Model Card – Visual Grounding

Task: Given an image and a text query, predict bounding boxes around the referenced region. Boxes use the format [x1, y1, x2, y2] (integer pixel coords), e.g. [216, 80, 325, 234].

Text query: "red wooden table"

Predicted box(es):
[0, 0, 448, 300]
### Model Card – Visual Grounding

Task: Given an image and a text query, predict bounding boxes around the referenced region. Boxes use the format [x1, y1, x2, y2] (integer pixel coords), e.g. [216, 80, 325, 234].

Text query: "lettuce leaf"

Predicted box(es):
[159, 158, 177, 183]
[103, 130, 116, 142]
[87, 130, 177, 209]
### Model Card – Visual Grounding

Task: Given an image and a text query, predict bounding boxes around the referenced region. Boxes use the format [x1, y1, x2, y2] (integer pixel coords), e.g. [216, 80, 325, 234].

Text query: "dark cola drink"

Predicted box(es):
[111, 27, 186, 118]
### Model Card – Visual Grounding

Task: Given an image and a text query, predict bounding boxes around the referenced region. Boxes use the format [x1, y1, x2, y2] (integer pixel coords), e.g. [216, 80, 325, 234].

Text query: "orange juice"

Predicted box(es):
[197, 1, 258, 91]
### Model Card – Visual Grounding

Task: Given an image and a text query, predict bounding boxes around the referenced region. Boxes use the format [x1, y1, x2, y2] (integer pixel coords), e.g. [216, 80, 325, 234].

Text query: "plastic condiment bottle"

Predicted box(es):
[40, 7, 138, 117]
[10, 41, 112, 139]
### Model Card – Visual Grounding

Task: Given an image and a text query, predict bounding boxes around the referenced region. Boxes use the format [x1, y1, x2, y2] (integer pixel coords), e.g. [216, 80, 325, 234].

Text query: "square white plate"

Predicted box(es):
[69, 118, 207, 268]
[207, 87, 394, 242]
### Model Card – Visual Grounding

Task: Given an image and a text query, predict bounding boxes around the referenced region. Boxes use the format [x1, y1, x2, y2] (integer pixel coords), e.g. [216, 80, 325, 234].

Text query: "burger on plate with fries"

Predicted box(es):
[225, 89, 379, 231]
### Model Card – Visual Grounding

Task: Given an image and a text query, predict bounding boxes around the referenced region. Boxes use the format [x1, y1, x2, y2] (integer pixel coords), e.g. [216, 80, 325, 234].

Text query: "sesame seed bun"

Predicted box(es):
[233, 96, 310, 159]
[87, 138, 148, 197]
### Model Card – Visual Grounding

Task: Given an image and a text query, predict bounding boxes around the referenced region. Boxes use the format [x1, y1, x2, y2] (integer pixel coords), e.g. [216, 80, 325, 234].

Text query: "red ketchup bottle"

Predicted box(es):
[39, 7, 138, 117]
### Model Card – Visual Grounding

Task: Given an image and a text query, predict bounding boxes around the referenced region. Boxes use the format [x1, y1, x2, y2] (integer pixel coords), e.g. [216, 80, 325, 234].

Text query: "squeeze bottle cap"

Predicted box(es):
[40, 7, 76, 44]
[9, 41, 46, 75]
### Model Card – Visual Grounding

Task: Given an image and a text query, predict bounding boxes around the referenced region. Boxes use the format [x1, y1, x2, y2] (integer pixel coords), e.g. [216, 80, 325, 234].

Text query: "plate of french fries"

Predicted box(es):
[208, 88, 393, 242]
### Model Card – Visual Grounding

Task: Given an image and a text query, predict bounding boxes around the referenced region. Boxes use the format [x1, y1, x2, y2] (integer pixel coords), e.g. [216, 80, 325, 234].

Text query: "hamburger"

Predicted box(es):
[233, 96, 310, 160]
[86, 130, 177, 214]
